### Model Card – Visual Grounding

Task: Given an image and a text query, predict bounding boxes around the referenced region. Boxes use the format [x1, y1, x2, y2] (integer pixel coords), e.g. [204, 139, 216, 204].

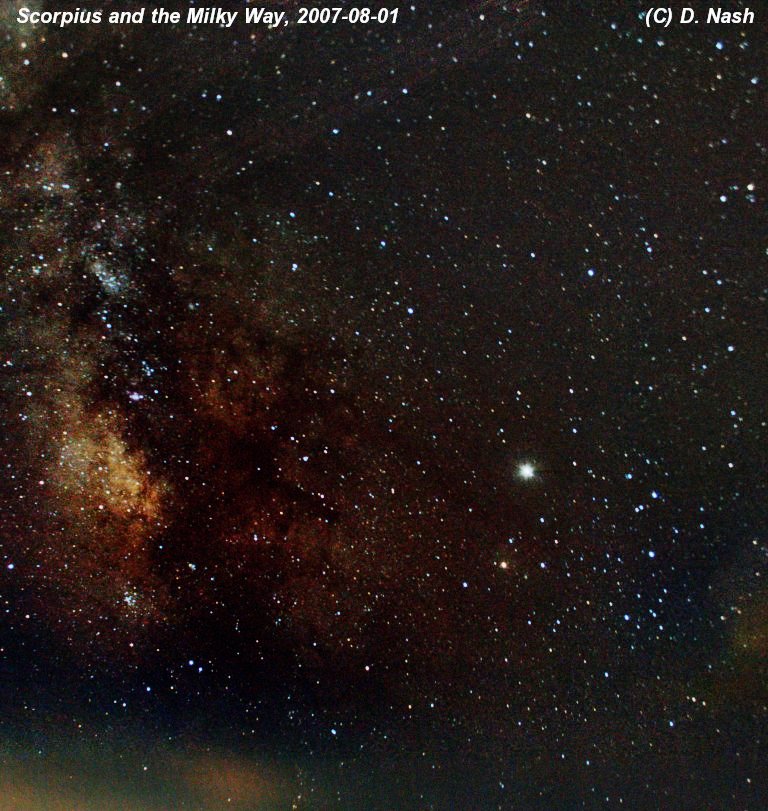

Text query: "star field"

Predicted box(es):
[0, 1, 765, 808]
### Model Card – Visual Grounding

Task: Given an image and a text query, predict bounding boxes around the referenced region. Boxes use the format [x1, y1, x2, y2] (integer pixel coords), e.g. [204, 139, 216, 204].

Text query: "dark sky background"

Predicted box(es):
[0, 1, 765, 808]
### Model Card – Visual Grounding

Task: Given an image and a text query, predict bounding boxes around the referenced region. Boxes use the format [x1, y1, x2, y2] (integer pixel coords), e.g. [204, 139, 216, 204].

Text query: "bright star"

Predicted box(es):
[517, 462, 536, 480]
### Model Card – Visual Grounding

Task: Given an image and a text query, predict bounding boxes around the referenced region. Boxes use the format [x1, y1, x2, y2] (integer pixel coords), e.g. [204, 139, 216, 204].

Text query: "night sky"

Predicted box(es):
[0, 1, 766, 808]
